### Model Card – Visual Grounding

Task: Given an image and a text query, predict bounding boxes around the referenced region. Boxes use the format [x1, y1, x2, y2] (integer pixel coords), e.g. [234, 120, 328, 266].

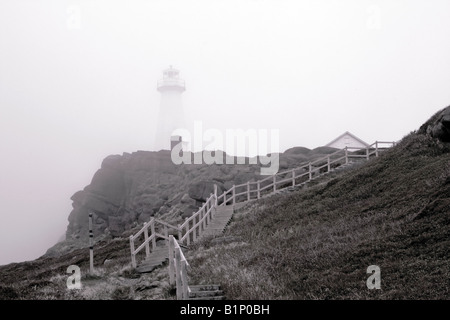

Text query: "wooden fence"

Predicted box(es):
[168, 235, 190, 300]
[130, 141, 396, 268]
[216, 141, 396, 205]
[129, 194, 217, 268]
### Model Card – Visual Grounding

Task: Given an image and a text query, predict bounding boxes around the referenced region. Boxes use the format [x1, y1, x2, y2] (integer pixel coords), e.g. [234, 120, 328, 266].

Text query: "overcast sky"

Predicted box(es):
[1, 0, 450, 265]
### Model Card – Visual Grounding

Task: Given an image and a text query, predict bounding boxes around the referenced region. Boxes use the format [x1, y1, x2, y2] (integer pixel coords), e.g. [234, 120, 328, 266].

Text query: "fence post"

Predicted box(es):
[201, 207, 205, 234]
[257, 181, 261, 199]
[223, 191, 227, 206]
[150, 219, 156, 250]
[232, 186, 236, 205]
[185, 218, 190, 246]
[375, 141, 379, 157]
[292, 169, 295, 186]
[175, 249, 182, 300]
[345, 147, 349, 165]
[197, 207, 202, 236]
[273, 175, 276, 192]
[143, 222, 150, 258]
[164, 225, 168, 246]
[129, 235, 136, 268]
[309, 162, 312, 180]
[247, 181, 250, 201]
[202, 206, 206, 233]
[89, 212, 94, 274]
[193, 214, 197, 242]
[200, 207, 204, 234]
[327, 156, 331, 172]
[211, 202, 216, 219]
[177, 224, 182, 243]
[169, 236, 175, 285]
[207, 197, 211, 225]
[181, 260, 189, 300]
[366, 147, 369, 160]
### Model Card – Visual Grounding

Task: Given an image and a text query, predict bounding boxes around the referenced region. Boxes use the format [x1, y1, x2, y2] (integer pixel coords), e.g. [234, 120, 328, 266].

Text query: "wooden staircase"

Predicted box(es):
[189, 284, 225, 300]
[200, 206, 234, 238]
[136, 241, 170, 273]
[136, 205, 235, 273]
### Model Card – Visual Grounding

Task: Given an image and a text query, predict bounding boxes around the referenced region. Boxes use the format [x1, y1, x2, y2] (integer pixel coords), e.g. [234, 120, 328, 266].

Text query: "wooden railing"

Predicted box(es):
[129, 194, 217, 268]
[129, 217, 180, 268]
[130, 141, 396, 268]
[216, 141, 396, 205]
[168, 235, 190, 300]
[178, 193, 217, 245]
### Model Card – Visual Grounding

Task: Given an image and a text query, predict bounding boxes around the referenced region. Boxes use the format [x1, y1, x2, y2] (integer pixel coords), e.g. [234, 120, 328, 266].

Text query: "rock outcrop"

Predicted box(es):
[63, 150, 264, 242]
[426, 106, 450, 142]
[46, 146, 342, 257]
[419, 105, 450, 142]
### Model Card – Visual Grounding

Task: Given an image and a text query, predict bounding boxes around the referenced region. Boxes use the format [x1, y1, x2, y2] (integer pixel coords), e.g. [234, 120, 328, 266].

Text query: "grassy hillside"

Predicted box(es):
[0, 234, 176, 300]
[1, 129, 448, 300]
[187, 132, 450, 299]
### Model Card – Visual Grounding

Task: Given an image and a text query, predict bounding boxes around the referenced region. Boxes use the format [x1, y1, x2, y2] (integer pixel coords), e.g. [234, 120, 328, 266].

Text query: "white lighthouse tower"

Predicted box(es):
[154, 66, 186, 150]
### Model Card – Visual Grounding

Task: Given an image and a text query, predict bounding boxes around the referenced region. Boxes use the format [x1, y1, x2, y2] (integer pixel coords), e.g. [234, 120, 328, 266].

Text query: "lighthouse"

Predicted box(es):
[154, 66, 186, 150]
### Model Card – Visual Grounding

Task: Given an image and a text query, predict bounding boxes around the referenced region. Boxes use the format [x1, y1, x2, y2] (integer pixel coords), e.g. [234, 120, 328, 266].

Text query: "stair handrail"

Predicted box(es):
[216, 141, 396, 206]
[130, 193, 217, 268]
[168, 235, 191, 300]
[178, 193, 217, 245]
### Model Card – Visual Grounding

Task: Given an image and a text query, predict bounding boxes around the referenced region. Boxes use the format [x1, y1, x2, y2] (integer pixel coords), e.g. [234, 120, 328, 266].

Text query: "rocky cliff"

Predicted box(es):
[46, 147, 341, 256]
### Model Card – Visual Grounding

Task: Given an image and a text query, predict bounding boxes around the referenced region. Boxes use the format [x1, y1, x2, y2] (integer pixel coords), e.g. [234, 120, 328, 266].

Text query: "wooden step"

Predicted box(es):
[199, 206, 234, 237]
[139, 257, 167, 267]
[136, 264, 159, 273]
[189, 295, 226, 300]
[136, 244, 169, 273]
[188, 284, 225, 300]
[189, 284, 221, 291]
[189, 290, 224, 298]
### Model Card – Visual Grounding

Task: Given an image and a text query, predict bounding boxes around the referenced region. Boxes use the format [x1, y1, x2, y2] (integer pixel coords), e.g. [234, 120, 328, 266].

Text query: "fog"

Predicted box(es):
[1, 0, 450, 265]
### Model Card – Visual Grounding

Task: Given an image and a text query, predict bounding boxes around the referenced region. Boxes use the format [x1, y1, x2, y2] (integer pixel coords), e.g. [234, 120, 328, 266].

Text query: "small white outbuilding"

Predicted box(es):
[325, 131, 369, 150]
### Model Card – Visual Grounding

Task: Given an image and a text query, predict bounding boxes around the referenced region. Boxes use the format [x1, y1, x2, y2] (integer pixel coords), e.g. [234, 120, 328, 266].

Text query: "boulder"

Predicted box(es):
[188, 180, 217, 202]
[426, 106, 450, 142]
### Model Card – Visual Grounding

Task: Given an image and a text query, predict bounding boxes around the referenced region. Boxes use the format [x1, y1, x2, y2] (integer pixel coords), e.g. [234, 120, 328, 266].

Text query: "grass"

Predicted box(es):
[1, 127, 448, 300]
[0, 236, 176, 300]
[186, 132, 450, 299]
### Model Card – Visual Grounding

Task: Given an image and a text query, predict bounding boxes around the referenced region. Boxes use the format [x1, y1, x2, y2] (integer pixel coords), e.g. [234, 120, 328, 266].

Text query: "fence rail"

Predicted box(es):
[168, 235, 190, 299]
[129, 141, 396, 268]
[215, 141, 396, 205]
[129, 193, 217, 268]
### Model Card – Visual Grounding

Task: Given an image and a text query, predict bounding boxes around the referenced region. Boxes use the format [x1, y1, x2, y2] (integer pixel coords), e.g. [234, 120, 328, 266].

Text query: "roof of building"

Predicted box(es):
[325, 131, 369, 147]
